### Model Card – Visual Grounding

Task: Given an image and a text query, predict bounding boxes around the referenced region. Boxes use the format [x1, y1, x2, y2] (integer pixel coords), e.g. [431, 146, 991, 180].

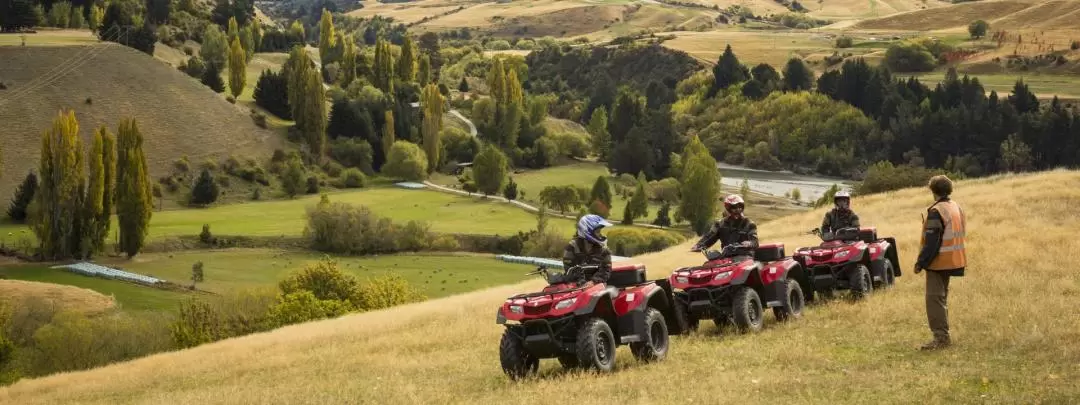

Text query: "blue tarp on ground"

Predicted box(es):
[394, 182, 427, 189]
[52, 262, 163, 285]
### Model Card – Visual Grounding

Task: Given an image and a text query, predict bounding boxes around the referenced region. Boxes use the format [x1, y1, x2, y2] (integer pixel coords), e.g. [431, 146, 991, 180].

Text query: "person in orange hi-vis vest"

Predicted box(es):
[914, 175, 966, 351]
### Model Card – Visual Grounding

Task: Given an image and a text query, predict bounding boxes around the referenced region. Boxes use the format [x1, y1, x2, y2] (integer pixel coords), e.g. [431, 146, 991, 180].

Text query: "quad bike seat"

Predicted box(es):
[754, 243, 785, 262]
[608, 263, 646, 287]
[858, 227, 878, 243]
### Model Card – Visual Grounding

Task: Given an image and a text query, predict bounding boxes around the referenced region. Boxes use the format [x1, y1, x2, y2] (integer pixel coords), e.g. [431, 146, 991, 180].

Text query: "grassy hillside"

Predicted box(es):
[0, 279, 116, 315]
[0, 267, 186, 312]
[9, 168, 1078, 403]
[851, 0, 1060, 30]
[0, 42, 283, 200]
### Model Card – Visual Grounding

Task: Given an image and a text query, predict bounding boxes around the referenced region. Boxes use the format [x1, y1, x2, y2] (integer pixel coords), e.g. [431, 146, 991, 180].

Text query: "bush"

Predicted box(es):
[341, 168, 366, 188]
[545, 131, 591, 158]
[440, 127, 480, 163]
[304, 202, 441, 255]
[355, 274, 427, 311]
[523, 230, 565, 259]
[607, 228, 683, 256]
[29, 311, 173, 376]
[884, 42, 936, 72]
[306, 176, 320, 194]
[381, 141, 429, 181]
[170, 290, 276, 349]
[267, 291, 351, 328]
[1071, 41, 1080, 51]
[485, 40, 511, 50]
[835, 37, 853, 48]
[190, 168, 220, 206]
[329, 138, 374, 174]
[855, 161, 958, 195]
[323, 161, 344, 177]
[278, 259, 364, 307]
[199, 224, 213, 244]
[174, 156, 191, 173]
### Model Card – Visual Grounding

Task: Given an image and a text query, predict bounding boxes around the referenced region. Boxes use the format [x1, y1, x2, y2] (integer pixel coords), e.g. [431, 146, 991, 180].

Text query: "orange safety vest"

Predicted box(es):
[920, 200, 967, 270]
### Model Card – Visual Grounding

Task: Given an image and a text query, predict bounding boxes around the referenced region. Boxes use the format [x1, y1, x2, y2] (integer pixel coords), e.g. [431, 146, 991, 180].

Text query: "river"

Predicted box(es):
[716, 163, 854, 203]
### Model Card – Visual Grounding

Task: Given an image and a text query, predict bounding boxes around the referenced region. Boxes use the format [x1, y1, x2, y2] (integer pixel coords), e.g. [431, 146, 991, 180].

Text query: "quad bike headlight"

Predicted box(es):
[713, 271, 733, 281]
[509, 305, 523, 314]
[676, 276, 689, 284]
[835, 250, 851, 258]
[554, 298, 577, 310]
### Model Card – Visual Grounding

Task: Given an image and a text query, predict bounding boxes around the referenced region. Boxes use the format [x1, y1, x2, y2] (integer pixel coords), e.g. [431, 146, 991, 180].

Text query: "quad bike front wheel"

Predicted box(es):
[499, 328, 539, 380]
[576, 317, 617, 373]
[849, 264, 873, 300]
[732, 287, 764, 333]
[773, 278, 805, 322]
[630, 308, 669, 362]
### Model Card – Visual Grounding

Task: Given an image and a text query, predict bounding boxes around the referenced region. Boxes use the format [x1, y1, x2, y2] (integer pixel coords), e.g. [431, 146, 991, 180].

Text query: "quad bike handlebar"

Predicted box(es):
[692, 243, 746, 261]
[809, 227, 860, 241]
[527, 264, 599, 286]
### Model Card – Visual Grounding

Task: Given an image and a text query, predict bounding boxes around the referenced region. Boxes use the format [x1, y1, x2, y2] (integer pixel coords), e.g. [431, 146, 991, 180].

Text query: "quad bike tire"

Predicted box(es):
[881, 260, 896, 288]
[732, 287, 764, 333]
[849, 264, 873, 300]
[773, 278, 805, 322]
[499, 329, 539, 380]
[673, 297, 699, 332]
[630, 308, 670, 362]
[575, 317, 617, 373]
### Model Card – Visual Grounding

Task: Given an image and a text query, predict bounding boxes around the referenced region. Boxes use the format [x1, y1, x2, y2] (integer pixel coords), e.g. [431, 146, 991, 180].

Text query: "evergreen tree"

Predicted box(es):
[782, 57, 814, 92]
[503, 176, 519, 201]
[318, 9, 336, 64]
[228, 36, 247, 98]
[254, 69, 291, 119]
[679, 135, 720, 235]
[458, 76, 469, 92]
[280, 154, 306, 197]
[628, 172, 649, 220]
[587, 106, 611, 161]
[421, 83, 444, 172]
[472, 144, 509, 196]
[652, 203, 672, 227]
[589, 176, 613, 209]
[0, 0, 39, 32]
[190, 168, 220, 205]
[397, 36, 417, 83]
[708, 44, 749, 97]
[301, 67, 327, 160]
[7, 171, 38, 223]
[115, 118, 153, 258]
[201, 63, 225, 93]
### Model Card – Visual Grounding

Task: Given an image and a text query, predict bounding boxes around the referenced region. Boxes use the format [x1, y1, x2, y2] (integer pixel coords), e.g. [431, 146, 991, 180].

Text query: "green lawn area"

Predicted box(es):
[913, 72, 1080, 99]
[0, 187, 574, 245]
[0, 265, 191, 311]
[114, 249, 538, 299]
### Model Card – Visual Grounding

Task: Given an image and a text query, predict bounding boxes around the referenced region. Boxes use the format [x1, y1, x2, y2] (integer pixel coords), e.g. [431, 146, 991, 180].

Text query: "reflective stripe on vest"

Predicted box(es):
[928, 200, 967, 270]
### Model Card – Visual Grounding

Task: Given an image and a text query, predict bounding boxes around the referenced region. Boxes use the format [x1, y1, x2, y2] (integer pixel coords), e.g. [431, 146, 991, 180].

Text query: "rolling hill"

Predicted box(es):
[850, 0, 1080, 31]
[0, 279, 116, 315]
[0, 42, 283, 200]
[3, 169, 1079, 404]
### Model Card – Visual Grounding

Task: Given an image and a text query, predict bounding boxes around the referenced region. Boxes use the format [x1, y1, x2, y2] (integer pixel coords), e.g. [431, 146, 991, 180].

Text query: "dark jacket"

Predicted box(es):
[692, 216, 760, 256]
[562, 236, 613, 283]
[822, 208, 860, 236]
[917, 197, 965, 276]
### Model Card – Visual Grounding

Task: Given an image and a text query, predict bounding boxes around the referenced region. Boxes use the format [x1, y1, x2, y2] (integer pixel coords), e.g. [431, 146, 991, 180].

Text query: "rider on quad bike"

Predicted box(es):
[820, 190, 860, 241]
[562, 214, 614, 288]
[690, 194, 760, 257]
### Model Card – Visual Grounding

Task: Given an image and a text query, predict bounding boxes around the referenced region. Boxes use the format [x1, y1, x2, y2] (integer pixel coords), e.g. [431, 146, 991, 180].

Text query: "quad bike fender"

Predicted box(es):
[574, 293, 618, 336]
[728, 263, 763, 287]
[760, 259, 801, 286]
[885, 237, 901, 277]
[496, 308, 507, 324]
[648, 279, 686, 335]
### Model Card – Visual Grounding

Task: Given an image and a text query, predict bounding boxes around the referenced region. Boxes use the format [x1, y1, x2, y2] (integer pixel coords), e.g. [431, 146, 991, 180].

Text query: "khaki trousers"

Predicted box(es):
[925, 270, 951, 341]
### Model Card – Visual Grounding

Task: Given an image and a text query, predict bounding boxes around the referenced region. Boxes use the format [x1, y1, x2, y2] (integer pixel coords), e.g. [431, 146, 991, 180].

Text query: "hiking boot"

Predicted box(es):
[919, 337, 951, 351]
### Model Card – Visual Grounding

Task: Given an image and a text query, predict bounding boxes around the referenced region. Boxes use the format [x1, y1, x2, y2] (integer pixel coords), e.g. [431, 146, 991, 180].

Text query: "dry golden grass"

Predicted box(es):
[661, 29, 833, 66]
[0, 279, 116, 315]
[852, 0, 1036, 30]
[417, 0, 603, 29]
[0, 44, 282, 198]
[808, 0, 950, 20]
[348, 0, 465, 24]
[5, 169, 1080, 404]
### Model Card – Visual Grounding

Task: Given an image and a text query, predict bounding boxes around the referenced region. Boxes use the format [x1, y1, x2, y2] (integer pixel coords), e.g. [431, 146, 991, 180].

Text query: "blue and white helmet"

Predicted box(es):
[577, 214, 614, 246]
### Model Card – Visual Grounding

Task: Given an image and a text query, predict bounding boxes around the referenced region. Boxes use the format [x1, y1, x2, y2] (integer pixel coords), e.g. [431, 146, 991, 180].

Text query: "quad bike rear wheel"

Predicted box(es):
[848, 264, 873, 300]
[499, 329, 539, 380]
[881, 260, 896, 288]
[576, 317, 617, 373]
[773, 278, 805, 322]
[673, 296, 699, 332]
[732, 287, 764, 333]
[630, 308, 669, 362]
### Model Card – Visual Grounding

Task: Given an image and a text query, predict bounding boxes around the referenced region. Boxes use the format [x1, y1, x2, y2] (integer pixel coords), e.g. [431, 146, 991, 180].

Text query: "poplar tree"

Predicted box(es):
[397, 36, 417, 82]
[115, 118, 153, 258]
[301, 68, 327, 160]
[382, 110, 396, 161]
[228, 37, 247, 98]
[32, 110, 85, 259]
[83, 128, 107, 256]
[100, 126, 116, 239]
[340, 35, 357, 86]
[318, 9, 336, 64]
[421, 83, 444, 172]
[373, 38, 395, 95]
[285, 46, 313, 126]
[227, 16, 239, 44]
[418, 54, 431, 85]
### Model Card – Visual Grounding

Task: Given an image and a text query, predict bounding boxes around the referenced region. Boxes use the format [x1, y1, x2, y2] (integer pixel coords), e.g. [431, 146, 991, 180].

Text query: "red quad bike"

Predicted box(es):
[496, 263, 686, 380]
[792, 226, 901, 301]
[668, 243, 809, 334]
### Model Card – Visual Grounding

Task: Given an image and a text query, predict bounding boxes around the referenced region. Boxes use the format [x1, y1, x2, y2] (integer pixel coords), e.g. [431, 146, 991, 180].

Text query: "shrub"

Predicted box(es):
[835, 36, 853, 48]
[329, 138, 374, 174]
[341, 168, 366, 188]
[546, 131, 591, 158]
[304, 202, 443, 255]
[29, 311, 173, 376]
[174, 156, 191, 173]
[855, 161, 958, 195]
[884, 42, 936, 72]
[485, 40, 511, 50]
[354, 274, 427, 311]
[279, 259, 363, 307]
[267, 291, 351, 327]
[607, 228, 682, 256]
[523, 230, 565, 259]
[199, 224, 214, 244]
[170, 289, 276, 349]
[382, 141, 429, 181]
[190, 168, 220, 206]
[1072, 41, 1080, 51]
[306, 176, 320, 194]
[323, 161, 344, 177]
[440, 127, 480, 163]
